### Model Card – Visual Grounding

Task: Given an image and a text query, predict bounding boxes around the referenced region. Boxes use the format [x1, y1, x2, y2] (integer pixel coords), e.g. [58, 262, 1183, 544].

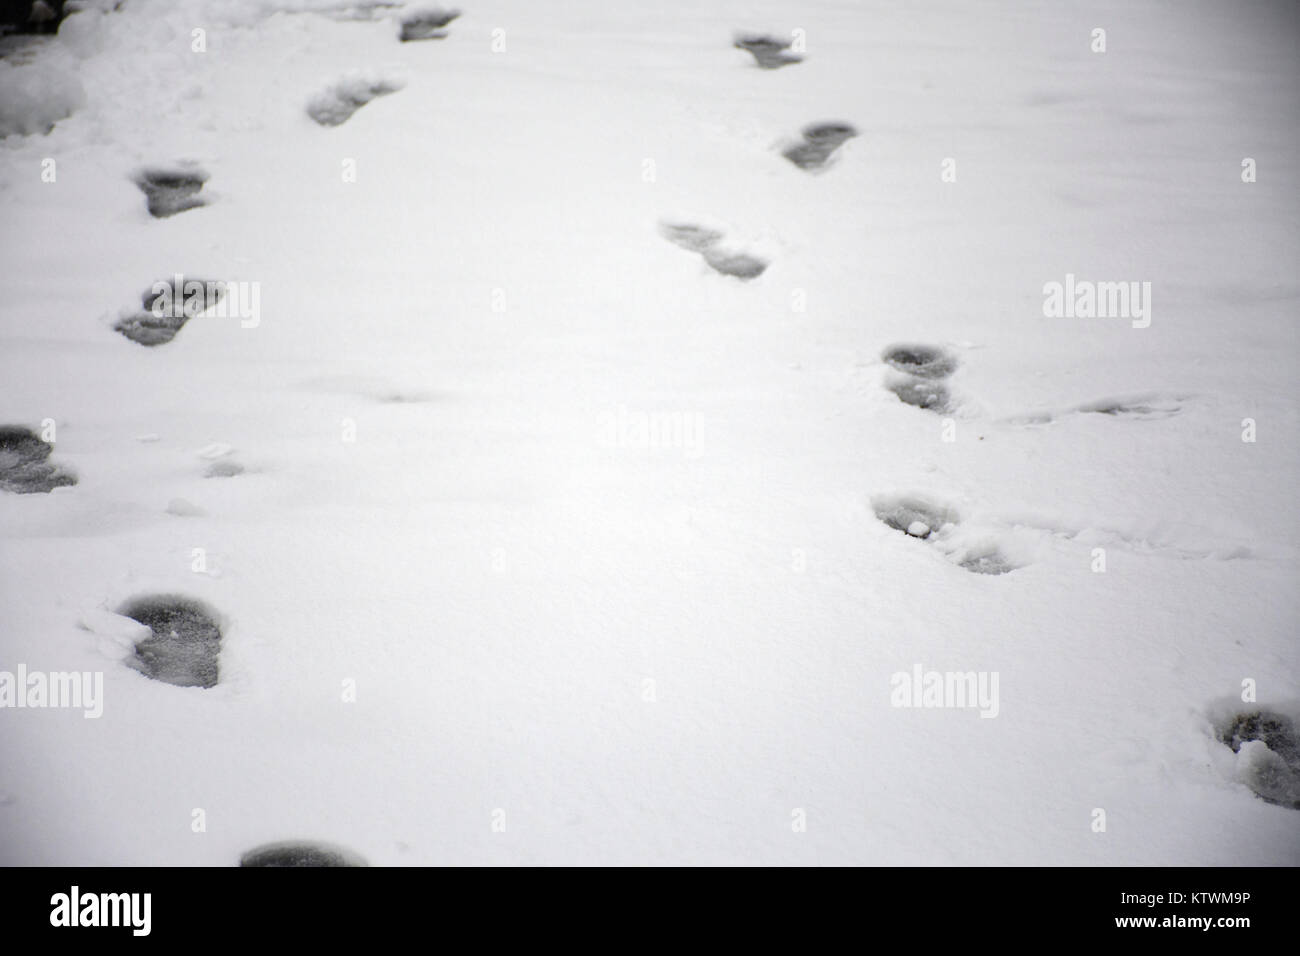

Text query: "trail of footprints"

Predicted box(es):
[4, 10, 1286, 865]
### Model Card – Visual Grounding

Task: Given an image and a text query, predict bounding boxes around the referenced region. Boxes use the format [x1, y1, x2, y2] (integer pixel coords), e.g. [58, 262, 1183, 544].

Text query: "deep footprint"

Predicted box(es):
[886, 376, 951, 412]
[1217, 710, 1300, 810]
[120, 595, 222, 689]
[114, 277, 227, 346]
[307, 70, 406, 126]
[733, 33, 802, 69]
[0, 425, 76, 494]
[881, 343, 958, 380]
[783, 122, 857, 171]
[399, 6, 459, 41]
[240, 841, 368, 867]
[133, 167, 209, 218]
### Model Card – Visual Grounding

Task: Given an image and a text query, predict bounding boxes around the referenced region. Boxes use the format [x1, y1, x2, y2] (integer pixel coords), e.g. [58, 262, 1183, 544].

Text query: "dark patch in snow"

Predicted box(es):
[133, 166, 209, 218]
[0, 424, 75, 493]
[881, 343, 958, 380]
[0, 0, 66, 35]
[886, 376, 950, 412]
[733, 33, 802, 69]
[240, 841, 369, 867]
[120, 594, 221, 689]
[783, 121, 857, 170]
[1217, 710, 1300, 810]
[399, 6, 459, 41]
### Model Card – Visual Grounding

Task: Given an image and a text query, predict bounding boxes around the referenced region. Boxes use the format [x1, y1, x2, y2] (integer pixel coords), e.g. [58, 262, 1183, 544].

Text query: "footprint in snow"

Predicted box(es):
[399, 6, 459, 41]
[659, 220, 768, 280]
[872, 494, 1020, 575]
[1007, 393, 1187, 425]
[240, 841, 369, 866]
[0, 425, 76, 494]
[132, 165, 209, 219]
[880, 343, 960, 413]
[307, 69, 406, 127]
[113, 277, 227, 346]
[119, 595, 222, 689]
[733, 33, 802, 69]
[782, 122, 857, 171]
[1217, 709, 1300, 811]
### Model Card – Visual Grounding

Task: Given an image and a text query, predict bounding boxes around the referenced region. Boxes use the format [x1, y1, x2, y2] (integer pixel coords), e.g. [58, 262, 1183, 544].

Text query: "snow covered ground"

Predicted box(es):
[1, 0, 1297, 865]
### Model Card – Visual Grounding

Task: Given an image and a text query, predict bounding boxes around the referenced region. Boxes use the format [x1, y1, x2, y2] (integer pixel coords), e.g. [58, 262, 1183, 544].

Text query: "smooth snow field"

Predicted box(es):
[1, 0, 1298, 866]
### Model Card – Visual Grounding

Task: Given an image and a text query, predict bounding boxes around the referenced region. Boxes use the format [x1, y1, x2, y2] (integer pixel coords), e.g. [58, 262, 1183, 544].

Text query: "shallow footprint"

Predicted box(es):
[733, 33, 802, 69]
[399, 6, 459, 41]
[240, 841, 368, 867]
[871, 495, 959, 540]
[956, 547, 1017, 576]
[659, 222, 724, 253]
[660, 221, 768, 280]
[120, 595, 222, 689]
[874, 495, 1020, 574]
[0, 425, 76, 494]
[307, 69, 406, 126]
[1074, 394, 1182, 420]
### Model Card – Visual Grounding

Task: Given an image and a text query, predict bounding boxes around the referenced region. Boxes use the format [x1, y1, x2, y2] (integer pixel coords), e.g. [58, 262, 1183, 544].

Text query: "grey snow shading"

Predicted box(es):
[783, 122, 857, 171]
[240, 841, 368, 866]
[132, 166, 209, 218]
[114, 277, 227, 346]
[0, 425, 75, 493]
[733, 33, 802, 69]
[659, 220, 768, 281]
[1217, 710, 1300, 810]
[119, 595, 222, 689]
[872, 495, 1018, 575]
[399, 6, 459, 41]
[307, 70, 406, 126]
[205, 459, 244, 478]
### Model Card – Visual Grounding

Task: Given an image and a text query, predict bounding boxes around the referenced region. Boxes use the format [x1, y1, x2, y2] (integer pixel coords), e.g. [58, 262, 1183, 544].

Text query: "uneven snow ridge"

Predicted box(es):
[0, 0, 1298, 866]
